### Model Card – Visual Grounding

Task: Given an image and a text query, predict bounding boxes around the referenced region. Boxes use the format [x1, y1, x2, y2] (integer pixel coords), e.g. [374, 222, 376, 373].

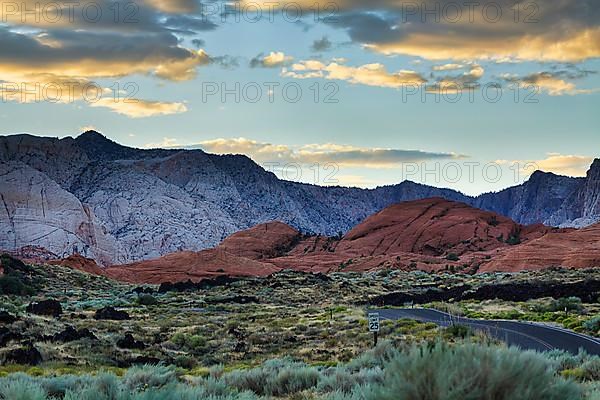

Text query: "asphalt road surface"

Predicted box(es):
[369, 308, 600, 355]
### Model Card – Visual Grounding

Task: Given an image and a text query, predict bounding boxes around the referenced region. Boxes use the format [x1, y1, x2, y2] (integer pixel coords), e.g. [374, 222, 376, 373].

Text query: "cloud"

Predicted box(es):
[427, 63, 484, 92]
[287, 0, 600, 62]
[194, 137, 463, 168]
[533, 154, 594, 176]
[502, 71, 598, 96]
[250, 51, 294, 68]
[502, 153, 594, 177]
[144, 137, 182, 148]
[89, 98, 187, 118]
[163, 15, 219, 34]
[0, 73, 191, 117]
[0, 24, 210, 116]
[0, 28, 210, 81]
[209, 55, 241, 69]
[311, 36, 332, 52]
[432, 64, 465, 71]
[144, 0, 198, 13]
[282, 59, 427, 88]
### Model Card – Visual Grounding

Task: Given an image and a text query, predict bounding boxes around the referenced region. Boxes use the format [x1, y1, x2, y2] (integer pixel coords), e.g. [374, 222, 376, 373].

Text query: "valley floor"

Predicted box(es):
[1, 256, 600, 398]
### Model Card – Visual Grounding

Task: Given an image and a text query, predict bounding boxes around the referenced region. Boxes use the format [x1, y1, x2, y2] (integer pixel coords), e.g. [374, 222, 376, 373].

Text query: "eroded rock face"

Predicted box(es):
[546, 160, 600, 228]
[0, 162, 117, 266]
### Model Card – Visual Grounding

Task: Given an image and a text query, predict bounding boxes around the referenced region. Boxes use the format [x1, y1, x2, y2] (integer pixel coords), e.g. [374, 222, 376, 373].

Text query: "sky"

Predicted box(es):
[0, 0, 599, 195]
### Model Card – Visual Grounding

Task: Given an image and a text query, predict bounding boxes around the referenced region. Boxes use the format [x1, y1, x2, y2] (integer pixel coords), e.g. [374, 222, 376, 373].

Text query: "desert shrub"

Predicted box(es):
[318, 369, 359, 394]
[346, 340, 397, 371]
[527, 298, 583, 315]
[223, 358, 319, 396]
[0, 373, 258, 400]
[323, 384, 377, 400]
[584, 316, 600, 333]
[137, 294, 158, 306]
[171, 333, 207, 353]
[318, 366, 384, 394]
[0, 276, 34, 296]
[122, 365, 177, 391]
[0, 374, 46, 400]
[582, 358, 600, 381]
[444, 324, 472, 339]
[446, 253, 459, 261]
[62, 373, 121, 400]
[174, 355, 197, 369]
[371, 341, 582, 400]
[546, 349, 581, 371]
[555, 297, 583, 312]
[505, 234, 521, 245]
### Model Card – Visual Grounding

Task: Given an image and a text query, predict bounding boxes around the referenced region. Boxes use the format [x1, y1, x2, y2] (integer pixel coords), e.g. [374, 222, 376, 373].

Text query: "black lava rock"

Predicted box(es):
[94, 306, 130, 320]
[0, 311, 17, 324]
[0, 327, 22, 347]
[117, 333, 146, 349]
[51, 326, 97, 342]
[26, 299, 62, 317]
[5, 346, 42, 365]
[158, 276, 240, 293]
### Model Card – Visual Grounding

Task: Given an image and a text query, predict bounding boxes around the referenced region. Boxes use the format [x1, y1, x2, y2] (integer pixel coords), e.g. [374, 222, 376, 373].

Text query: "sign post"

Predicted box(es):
[368, 312, 380, 347]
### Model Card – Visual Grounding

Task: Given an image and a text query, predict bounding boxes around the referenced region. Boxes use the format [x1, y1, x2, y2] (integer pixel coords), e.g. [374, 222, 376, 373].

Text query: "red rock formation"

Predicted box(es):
[59, 198, 600, 283]
[104, 249, 281, 284]
[336, 197, 526, 257]
[217, 221, 301, 260]
[49, 254, 104, 275]
[479, 223, 600, 272]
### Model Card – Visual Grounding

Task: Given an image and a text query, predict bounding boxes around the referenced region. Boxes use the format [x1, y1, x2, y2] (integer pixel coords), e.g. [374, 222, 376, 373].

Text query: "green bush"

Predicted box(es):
[122, 365, 177, 391]
[224, 358, 320, 396]
[584, 316, 600, 333]
[0, 375, 46, 400]
[0, 342, 592, 400]
[555, 297, 583, 312]
[371, 342, 582, 400]
[446, 253, 460, 261]
[444, 324, 472, 339]
[137, 294, 158, 306]
[0, 276, 34, 296]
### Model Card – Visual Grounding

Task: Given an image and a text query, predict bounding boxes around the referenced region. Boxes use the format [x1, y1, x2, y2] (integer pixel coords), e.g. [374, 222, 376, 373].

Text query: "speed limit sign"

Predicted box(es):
[368, 312, 380, 332]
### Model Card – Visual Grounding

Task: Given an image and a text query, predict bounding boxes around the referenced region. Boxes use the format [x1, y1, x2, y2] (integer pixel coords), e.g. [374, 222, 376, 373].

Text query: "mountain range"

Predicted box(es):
[1, 131, 599, 266]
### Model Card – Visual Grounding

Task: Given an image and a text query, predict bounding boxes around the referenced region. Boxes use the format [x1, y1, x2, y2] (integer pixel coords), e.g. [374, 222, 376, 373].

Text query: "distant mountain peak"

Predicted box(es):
[79, 129, 105, 137]
[588, 158, 600, 175]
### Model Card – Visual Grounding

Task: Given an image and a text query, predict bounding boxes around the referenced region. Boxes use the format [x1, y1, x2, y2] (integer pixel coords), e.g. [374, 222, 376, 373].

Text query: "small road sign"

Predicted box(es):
[368, 312, 380, 332]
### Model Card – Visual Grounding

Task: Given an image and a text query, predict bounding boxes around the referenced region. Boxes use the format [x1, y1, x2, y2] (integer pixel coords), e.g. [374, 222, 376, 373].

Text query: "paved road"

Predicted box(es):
[370, 308, 600, 355]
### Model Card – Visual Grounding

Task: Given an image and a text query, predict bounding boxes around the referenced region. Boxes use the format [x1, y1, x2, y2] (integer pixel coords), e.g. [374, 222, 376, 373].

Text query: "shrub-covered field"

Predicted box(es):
[2, 340, 600, 400]
[1, 255, 600, 398]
